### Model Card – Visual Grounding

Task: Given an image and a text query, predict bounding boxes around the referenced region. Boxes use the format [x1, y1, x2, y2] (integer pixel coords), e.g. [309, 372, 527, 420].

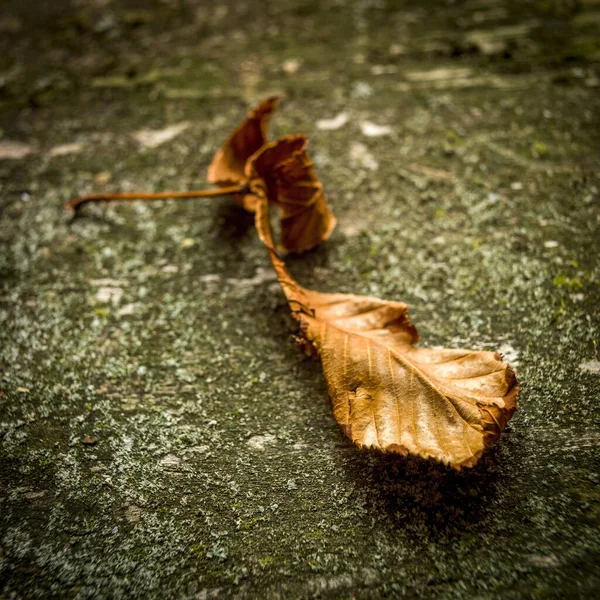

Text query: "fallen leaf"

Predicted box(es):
[208, 98, 336, 252]
[207, 96, 280, 197]
[254, 194, 519, 469]
[82, 435, 98, 445]
[245, 134, 337, 253]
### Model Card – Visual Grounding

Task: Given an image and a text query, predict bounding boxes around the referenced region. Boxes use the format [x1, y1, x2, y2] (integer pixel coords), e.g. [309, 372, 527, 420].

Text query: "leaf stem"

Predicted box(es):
[66, 184, 247, 215]
[254, 196, 312, 316]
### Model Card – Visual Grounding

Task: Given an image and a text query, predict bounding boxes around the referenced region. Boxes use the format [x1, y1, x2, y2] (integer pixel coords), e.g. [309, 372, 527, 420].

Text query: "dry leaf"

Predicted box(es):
[207, 96, 280, 210]
[207, 98, 336, 252]
[254, 194, 518, 469]
[245, 134, 336, 253]
[68, 96, 336, 254]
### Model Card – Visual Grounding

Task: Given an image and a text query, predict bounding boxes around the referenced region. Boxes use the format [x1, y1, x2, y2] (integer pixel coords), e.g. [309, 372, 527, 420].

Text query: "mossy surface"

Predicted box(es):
[1, 1, 599, 598]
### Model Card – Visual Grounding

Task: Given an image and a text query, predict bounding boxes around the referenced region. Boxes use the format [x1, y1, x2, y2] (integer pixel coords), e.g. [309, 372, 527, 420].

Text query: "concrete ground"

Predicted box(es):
[1, 0, 599, 598]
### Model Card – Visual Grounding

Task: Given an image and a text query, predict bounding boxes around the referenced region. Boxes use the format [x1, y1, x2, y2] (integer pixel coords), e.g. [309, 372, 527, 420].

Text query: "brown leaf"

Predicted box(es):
[68, 97, 336, 254]
[254, 195, 518, 469]
[207, 96, 280, 211]
[208, 99, 336, 253]
[246, 134, 336, 253]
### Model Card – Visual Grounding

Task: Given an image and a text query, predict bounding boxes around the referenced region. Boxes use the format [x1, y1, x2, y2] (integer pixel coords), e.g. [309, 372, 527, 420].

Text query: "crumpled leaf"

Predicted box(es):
[208, 96, 279, 189]
[246, 134, 337, 254]
[208, 98, 336, 253]
[67, 96, 336, 253]
[254, 193, 519, 469]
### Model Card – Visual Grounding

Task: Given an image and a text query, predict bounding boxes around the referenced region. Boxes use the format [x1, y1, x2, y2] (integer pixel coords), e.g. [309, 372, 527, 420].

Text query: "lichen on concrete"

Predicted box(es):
[1, 0, 599, 598]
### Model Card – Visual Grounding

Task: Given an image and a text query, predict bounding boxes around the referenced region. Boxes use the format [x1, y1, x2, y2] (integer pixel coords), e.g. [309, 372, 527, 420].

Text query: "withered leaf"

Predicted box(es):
[208, 99, 336, 253]
[208, 96, 279, 186]
[207, 96, 280, 211]
[246, 134, 336, 254]
[254, 194, 519, 469]
[68, 97, 336, 254]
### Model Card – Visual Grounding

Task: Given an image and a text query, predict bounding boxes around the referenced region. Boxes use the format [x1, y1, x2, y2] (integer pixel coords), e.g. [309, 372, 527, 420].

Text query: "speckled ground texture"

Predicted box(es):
[1, 0, 599, 598]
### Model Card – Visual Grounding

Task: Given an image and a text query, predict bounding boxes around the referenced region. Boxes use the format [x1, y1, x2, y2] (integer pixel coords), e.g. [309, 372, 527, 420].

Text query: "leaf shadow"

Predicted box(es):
[212, 198, 255, 243]
[340, 443, 505, 538]
[283, 241, 338, 288]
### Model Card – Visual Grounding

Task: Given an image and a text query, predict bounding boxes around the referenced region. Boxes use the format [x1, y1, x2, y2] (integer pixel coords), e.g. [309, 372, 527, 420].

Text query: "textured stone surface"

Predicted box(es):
[1, 0, 599, 598]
